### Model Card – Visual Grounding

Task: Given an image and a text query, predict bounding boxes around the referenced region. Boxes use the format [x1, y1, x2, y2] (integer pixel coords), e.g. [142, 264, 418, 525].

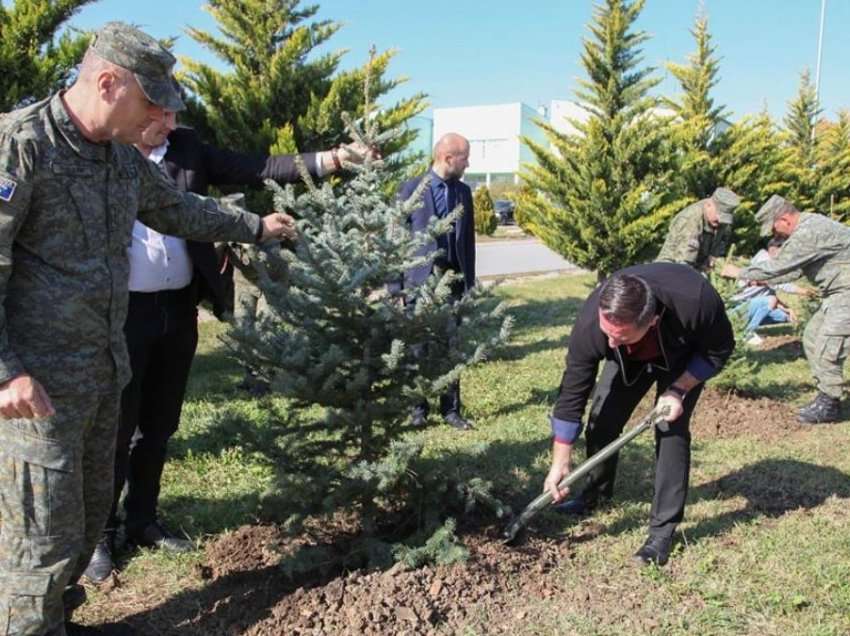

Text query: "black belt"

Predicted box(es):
[129, 285, 194, 306]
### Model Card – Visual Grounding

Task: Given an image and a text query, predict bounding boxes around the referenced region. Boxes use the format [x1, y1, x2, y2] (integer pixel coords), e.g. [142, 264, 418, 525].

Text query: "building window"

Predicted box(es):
[464, 173, 487, 189]
[489, 173, 514, 185]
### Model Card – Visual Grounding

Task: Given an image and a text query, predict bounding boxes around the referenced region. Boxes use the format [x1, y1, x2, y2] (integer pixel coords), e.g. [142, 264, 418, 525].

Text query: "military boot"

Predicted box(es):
[82, 534, 115, 583]
[798, 392, 841, 424]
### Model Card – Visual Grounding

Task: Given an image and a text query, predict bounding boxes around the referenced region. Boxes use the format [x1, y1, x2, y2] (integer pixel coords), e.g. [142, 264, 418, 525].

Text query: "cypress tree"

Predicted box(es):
[0, 0, 93, 111]
[716, 112, 796, 252]
[814, 111, 850, 222]
[179, 0, 425, 170]
[472, 186, 497, 236]
[664, 10, 729, 201]
[520, 0, 679, 277]
[783, 69, 821, 211]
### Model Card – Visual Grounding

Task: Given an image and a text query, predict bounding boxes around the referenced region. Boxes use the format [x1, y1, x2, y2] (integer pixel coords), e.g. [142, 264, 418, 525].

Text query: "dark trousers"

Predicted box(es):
[582, 360, 703, 539]
[418, 274, 464, 417]
[106, 287, 199, 534]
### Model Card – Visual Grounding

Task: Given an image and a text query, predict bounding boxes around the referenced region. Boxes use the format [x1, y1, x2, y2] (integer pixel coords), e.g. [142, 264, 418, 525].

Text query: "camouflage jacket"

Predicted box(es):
[0, 94, 262, 394]
[740, 213, 850, 334]
[656, 200, 731, 270]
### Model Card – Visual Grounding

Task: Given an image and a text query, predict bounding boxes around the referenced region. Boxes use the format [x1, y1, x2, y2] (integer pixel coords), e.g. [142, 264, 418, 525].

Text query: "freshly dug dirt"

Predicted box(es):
[690, 386, 805, 441]
[114, 524, 573, 635]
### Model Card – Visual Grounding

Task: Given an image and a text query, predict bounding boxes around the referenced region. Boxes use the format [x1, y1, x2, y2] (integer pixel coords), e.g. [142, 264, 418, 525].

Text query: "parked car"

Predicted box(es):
[494, 199, 515, 225]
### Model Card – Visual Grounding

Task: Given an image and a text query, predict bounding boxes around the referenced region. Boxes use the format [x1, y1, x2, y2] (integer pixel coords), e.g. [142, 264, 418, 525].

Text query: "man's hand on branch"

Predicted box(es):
[338, 142, 381, 165]
[0, 374, 55, 419]
[260, 212, 297, 243]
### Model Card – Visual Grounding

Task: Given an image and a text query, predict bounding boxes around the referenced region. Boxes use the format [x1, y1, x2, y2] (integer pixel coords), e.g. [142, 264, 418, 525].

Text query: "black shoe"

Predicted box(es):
[444, 412, 474, 430]
[632, 535, 673, 566]
[64, 622, 136, 636]
[554, 493, 595, 516]
[63, 583, 87, 613]
[798, 392, 841, 424]
[410, 405, 428, 427]
[553, 492, 611, 517]
[126, 521, 193, 553]
[82, 536, 115, 583]
[237, 368, 271, 396]
[63, 623, 103, 636]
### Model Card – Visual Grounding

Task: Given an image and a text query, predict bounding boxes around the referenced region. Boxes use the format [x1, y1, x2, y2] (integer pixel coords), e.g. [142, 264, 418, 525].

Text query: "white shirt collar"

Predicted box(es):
[148, 139, 170, 165]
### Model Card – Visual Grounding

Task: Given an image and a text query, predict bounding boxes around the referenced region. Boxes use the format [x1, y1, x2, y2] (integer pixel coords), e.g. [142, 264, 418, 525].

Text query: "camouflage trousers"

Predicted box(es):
[802, 301, 850, 400]
[0, 389, 119, 635]
[232, 267, 268, 330]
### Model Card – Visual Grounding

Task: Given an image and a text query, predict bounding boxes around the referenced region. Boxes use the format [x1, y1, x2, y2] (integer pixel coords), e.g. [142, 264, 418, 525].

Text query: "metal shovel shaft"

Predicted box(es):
[502, 408, 666, 542]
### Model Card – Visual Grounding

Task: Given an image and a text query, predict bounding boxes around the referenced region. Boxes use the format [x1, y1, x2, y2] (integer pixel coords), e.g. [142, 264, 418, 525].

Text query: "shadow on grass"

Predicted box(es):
[121, 561, 339, 636]
[489, 385, 559, 419]
[602, 457, 850, 545]
[502, 295, 583, 340]
[684, 458, 850, 542]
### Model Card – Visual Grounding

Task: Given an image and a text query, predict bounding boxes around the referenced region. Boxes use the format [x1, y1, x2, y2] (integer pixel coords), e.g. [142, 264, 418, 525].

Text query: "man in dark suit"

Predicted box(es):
[83, 109, 366, 581]
[397, 133, 476, 431]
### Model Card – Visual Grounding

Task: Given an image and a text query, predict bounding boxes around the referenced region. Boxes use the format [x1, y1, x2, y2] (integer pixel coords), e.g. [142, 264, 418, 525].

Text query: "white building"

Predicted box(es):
[432, 102, 548, 189]
[548, 99, 591, 136]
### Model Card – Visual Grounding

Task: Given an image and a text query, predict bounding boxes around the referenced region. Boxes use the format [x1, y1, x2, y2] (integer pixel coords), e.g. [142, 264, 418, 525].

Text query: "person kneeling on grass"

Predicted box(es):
[543, 263, 734, 566]
[729, 238, 807, 347]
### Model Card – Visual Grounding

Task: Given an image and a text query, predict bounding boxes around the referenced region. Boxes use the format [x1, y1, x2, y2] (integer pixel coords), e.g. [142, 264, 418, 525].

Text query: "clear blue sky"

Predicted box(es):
[69, 0, 850, 121]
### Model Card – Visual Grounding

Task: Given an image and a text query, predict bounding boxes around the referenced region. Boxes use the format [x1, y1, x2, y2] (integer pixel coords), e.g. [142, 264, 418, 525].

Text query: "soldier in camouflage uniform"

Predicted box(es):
[724, 194, 850, 424]
[656, 187, 741, 271]
[0, 22, 295, 636]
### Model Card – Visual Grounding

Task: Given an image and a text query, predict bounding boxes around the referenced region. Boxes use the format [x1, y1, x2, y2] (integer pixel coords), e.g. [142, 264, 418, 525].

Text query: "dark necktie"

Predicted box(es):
[434, 181, 449, 218]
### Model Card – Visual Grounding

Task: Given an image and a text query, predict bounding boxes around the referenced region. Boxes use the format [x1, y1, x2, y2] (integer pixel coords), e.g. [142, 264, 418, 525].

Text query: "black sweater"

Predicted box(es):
[552, 262, 735, 424]
[161, 126, 319, 318]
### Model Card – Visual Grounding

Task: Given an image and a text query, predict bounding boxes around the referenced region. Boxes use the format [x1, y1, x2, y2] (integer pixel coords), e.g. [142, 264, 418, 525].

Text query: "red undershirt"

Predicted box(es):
[623, 324, 662, 362]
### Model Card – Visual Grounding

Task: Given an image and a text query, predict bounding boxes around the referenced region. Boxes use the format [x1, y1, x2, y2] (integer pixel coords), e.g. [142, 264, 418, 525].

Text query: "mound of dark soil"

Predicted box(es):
[691, 387, 806, 441]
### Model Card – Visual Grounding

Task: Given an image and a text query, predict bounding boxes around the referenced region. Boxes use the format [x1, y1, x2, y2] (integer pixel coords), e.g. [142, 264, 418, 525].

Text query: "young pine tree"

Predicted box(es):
[0, 0, 92, 111]
[783, 69, 821, 211]
[179, 0, 425, 173]
[224, 83, 512, 568]
[664, 9, 730, 202]
[520, 0, 679, 277]
[472, 186, 498, 236]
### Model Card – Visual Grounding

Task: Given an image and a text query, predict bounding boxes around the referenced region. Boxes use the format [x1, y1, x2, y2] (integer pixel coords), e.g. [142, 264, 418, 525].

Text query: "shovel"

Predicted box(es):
[501, 405, 670, 545]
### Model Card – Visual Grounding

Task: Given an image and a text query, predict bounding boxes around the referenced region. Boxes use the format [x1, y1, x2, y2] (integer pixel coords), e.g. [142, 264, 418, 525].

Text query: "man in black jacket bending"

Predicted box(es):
[84, 110, 367, 581]
[543, 263, 734, 566]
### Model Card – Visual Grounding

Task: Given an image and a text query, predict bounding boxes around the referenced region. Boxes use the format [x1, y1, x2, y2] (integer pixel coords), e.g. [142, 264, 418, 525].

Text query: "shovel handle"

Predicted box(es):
[502, 406, 669, 542]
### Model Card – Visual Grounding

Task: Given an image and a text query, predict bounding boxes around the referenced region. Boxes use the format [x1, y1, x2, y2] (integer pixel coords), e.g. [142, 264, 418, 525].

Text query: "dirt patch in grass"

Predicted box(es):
[690, 386, 806, 441]
[107, 523, 573, 635]
[759, 333, 803, 354]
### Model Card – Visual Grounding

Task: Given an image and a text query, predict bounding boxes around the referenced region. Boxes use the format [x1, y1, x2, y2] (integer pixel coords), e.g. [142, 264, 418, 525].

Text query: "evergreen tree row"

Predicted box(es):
[520, 0, 850, 275]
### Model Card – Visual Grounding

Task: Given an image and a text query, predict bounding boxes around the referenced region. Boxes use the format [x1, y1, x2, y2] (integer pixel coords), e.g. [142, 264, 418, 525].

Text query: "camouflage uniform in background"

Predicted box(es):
[0, 91, 262, 635]
[656, 187, 740, 270]
[740, 197, 850, 409]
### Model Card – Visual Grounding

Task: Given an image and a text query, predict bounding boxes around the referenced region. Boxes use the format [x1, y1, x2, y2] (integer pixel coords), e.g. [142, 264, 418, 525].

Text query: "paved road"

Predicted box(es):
[477, 238, 581, 278]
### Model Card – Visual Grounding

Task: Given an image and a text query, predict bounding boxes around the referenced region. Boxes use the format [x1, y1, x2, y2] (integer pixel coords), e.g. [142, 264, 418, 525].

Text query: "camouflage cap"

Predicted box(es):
[90, 22, 184, 112]
[755, 194, 794, 237]
[710, 187, 741, 224]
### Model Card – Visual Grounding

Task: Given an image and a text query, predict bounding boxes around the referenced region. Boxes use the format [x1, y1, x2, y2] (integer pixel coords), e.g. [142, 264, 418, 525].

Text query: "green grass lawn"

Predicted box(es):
[82, 273, 850, 635]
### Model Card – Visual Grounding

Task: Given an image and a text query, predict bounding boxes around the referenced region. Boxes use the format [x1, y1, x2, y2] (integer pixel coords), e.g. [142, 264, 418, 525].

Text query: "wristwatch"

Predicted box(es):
[666, 384, 687, 399]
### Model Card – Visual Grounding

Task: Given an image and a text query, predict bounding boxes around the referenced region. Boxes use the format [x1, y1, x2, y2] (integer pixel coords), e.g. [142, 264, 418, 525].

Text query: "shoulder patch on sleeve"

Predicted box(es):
[0, 176, 17, 202]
